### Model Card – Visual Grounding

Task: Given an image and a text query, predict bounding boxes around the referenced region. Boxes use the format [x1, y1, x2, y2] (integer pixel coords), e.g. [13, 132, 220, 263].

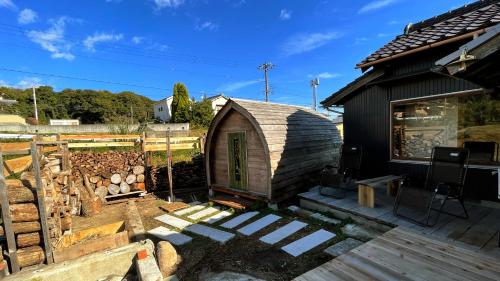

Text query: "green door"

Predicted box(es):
[227, 132, 247, 189]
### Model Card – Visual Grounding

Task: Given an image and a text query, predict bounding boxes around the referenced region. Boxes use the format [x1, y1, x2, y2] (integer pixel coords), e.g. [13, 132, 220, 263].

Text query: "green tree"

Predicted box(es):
[191, 98, 214, 128]
[171, 82, 191, 123]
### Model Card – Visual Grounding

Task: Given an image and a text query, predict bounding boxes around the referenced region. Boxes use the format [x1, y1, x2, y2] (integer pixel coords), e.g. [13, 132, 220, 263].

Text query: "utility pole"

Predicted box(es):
[310, 78, 320, 111]
[258, 62, 274, 102]
[130, 105, 134, 124]
[32, 86, 38, 121]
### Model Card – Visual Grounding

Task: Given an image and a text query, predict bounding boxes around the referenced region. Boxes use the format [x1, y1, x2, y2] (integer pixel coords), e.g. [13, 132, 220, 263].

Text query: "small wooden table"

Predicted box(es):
[356, 175, 402, 208]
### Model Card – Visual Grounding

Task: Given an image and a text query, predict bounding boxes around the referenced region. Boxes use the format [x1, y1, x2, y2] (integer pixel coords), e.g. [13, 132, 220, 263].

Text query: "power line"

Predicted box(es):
[258, 62, 274, 102]
[0, 67, 169, 91]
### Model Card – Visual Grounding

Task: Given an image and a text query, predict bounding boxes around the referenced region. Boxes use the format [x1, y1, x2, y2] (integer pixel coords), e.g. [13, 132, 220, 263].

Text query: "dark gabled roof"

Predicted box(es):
[357, 0, 500, 70]
[207, 94, 227, 100]
[321, 69, 384, 107]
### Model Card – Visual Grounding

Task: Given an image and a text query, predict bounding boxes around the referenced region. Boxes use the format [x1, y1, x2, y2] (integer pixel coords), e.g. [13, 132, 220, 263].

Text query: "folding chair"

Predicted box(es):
[393, 147, 470, 227]
[319, 144, 363, 198]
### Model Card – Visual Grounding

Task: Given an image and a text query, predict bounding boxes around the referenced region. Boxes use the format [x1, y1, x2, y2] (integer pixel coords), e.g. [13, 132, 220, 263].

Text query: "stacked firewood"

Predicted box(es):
[148, 154, 206, 192]
[70, 152, 146, 199]
[0, 154, 74, 269]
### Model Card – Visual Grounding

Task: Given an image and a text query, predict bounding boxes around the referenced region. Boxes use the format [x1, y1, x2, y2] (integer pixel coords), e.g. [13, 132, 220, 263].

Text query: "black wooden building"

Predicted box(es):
[322, 0, 500, 202]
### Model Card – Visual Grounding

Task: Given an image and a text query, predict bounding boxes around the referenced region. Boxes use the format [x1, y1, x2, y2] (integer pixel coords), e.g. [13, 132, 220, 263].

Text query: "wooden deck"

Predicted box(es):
[294, 227, 500, 281]
[299, 186, 500, 258]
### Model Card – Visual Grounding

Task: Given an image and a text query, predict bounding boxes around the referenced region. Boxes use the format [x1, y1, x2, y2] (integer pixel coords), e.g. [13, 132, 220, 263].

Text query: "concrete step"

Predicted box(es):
[187, 207, 220, 221]
[148, 226, 192, 246]
[259, 221, 307, 245]
[155, 214, 193, 230]
[173, 204, 207, 216]
[281, 229, 336, 257]
[202, 211, 233, 224]
[220, 211, 259, 229]
[185, 224, 235, 244]
[237, 214, 281, 236]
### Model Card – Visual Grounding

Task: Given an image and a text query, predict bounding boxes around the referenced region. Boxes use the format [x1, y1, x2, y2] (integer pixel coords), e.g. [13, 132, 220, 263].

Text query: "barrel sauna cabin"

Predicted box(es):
[205, 99, 341, 204]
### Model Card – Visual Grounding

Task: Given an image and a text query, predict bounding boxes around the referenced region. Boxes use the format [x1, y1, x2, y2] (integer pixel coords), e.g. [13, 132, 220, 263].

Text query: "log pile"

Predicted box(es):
[0, 153, 77, 268]
[70, 152, 146, 199]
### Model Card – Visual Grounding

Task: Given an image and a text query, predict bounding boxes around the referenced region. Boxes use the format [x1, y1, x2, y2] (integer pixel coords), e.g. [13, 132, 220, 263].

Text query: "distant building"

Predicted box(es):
[0, 115, 26, 125]
[154, 95, 228, 122]
[153, 96, 174, 122]
[49, 119, 80, 126]
[332, 116, 343, 140]
[207, 94, 228, 115]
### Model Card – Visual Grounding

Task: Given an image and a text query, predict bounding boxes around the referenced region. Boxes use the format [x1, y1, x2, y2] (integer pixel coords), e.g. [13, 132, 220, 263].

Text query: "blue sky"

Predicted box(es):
[0, 0, 472, 107]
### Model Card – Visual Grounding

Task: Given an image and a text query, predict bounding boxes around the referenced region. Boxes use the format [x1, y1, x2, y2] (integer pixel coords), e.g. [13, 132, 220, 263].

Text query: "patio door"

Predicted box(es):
[227, 132, 247, 190]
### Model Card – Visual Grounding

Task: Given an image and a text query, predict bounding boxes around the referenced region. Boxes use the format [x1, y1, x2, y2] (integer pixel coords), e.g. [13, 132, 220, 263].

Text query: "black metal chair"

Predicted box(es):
[463, 141, 498, 163]
[393, 147, 470, 227]
[319, 144, 363, 198]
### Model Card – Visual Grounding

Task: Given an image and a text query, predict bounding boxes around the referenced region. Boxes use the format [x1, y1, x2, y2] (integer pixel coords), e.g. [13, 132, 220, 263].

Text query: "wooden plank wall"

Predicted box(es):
[210, 110, 268, 196]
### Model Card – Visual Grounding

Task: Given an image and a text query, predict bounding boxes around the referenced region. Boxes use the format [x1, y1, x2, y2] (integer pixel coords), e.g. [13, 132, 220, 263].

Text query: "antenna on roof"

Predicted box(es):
[404, 23, 413, 35]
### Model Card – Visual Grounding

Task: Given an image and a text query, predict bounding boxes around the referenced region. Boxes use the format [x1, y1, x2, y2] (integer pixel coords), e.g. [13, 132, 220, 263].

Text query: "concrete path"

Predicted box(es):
[187, 207, 220, 220]
[281, 229, 336, 257]
[148, 226, 193, 245]
[237, 214, 281, 236]
[220, 211, 259, 229]
[259, 221, 307, 245]
[174, 204, 207, 216]
[155, 214, 193, 229]
[202, 211, 232, 224]
[185, 224, 235, 244]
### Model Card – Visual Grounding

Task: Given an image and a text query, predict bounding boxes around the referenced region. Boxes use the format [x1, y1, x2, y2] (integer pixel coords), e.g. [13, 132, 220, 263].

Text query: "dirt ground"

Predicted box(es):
[72, 195, 362, 281]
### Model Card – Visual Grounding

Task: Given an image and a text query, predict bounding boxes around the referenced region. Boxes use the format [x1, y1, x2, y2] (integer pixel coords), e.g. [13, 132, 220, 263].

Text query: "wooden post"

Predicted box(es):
[141, 131, 146, 153]
[61, 142, 70, 171]
[199, 134, 206, 154]
[0, 152, 20, 272]
[166, 129, 174, 202]
[30, 142, 54, 264]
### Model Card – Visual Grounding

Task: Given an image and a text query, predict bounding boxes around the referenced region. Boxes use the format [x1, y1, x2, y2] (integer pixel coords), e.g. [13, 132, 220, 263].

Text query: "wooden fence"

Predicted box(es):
[0, 133, 205, 176]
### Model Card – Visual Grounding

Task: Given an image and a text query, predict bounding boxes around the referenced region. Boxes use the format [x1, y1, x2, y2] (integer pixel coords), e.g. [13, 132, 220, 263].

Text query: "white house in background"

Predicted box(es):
[154, 95, 228, 122]
[153, 96, 173, 122]
[207, 94, 228, 115]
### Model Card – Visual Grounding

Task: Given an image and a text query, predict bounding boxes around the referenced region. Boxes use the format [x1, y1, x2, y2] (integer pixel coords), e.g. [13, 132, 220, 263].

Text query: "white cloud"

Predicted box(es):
[0, 77, 43, 89]
[216, 79, 262, 92]
[359, 0, 397, 14]
[355, 37, 369, 44]
[308, 72, 340, 79]
[0, 0, 17, 10]
[131, 36, 144, 44]
[18, 8, 38, 25]
[280, 9, 292, 20]
[387, 20, 400, 25]
[154, 0, 185, 10]
[281, 31, 341, 56]
[146, 42, 169, 52]
[195, 21, 218, 31]
[27, 17, 76, 61]
[84, 32, 123, 51]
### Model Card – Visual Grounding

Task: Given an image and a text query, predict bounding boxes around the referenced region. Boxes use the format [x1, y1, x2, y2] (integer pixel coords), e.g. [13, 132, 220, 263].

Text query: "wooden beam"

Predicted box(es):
[3, 155, 32, 177]
[31, 142, 54, 264]
[68, 142, 135, 148]
[144, 143, 196, 152]
[59, 134, 140, 140]
[0, 152, 20, 272]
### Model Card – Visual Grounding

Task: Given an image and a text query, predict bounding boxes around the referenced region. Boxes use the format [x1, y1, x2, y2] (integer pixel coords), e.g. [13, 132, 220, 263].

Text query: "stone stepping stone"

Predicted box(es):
[220, 211, 259, 229]
[148, 226, 192, 246]
[259, 220, 307, 245]
[310, 213, 341, 225]
[185, 224, 235, 244]
[324, 238, 363, 257]
[281, 229, 336, 257]
[155, 214, 193, 229]
[174, 204, 207, 216]
[202, 211, 232, 224]
[187, 207, 220, 221]
[237, 214, 281, 236]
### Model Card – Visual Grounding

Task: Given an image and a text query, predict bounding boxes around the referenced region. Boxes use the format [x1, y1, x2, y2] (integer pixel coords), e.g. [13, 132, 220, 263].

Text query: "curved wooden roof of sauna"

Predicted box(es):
[205, 98, 341, 200]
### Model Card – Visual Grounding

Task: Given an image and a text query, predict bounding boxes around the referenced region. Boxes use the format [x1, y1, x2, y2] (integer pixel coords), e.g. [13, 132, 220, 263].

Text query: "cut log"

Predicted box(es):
[17, 246, 45, 268]
[125, 174, 136, 184]
[110, 174, 122, 184]
[7, 186, 36, 204]
[133, 166, 145, 175]
[89, 176, 101, 184]
[83, 174, 95, 197]
[5, 179, 24, 188]
[134, 182, 146, 191]
[81, 197, 102, 217]
[157, 241, 178, 277]
[13, 221, 41, 234]
[10, 203, 40, 222]
[120, 182, 130, 194]
[108, 184, 120, 195]
[61, 215, 72, 231]
[17, 232, 42, 248]
[136, 174, 145, 183]
[95, 186, 108, 202]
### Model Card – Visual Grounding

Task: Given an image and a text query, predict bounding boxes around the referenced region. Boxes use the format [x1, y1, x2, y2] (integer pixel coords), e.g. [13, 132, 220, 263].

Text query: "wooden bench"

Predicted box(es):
[356, 175, 402, 208]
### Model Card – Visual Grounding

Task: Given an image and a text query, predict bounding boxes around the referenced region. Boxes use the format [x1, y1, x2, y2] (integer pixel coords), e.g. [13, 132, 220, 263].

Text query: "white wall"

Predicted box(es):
[211, 97, 228, 115]
[153, 98, 173, 122]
